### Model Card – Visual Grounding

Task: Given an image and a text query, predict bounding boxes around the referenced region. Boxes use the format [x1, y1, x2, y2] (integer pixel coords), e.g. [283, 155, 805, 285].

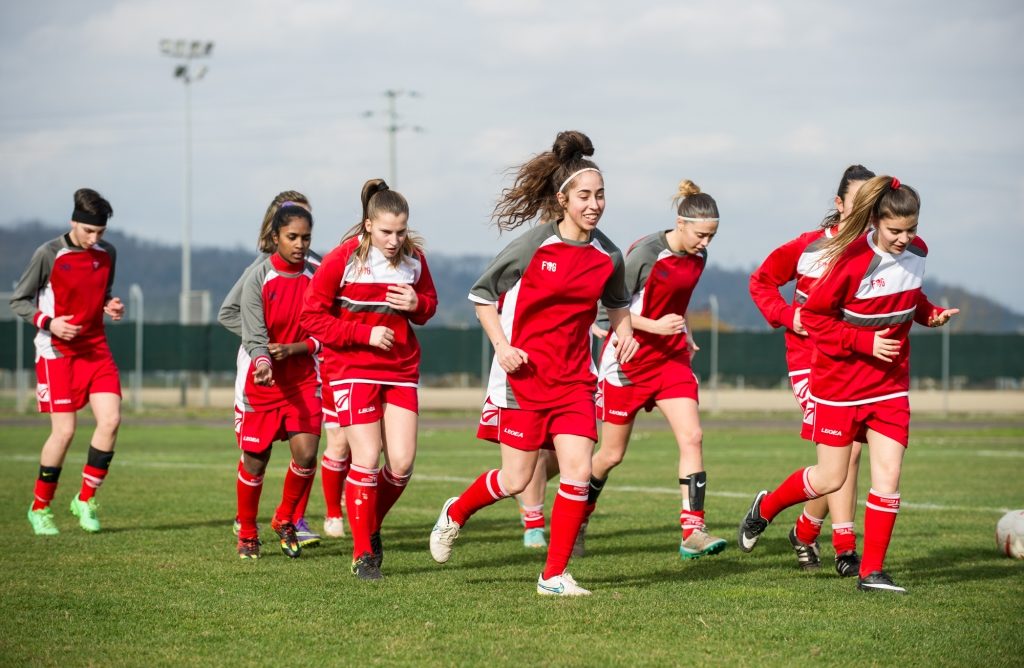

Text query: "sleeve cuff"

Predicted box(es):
[854, 330, 875, 356]
[254, 355, 272, 368]
[781, 306, 796, 331]
[305, 338, 321, 355]
[35, 313, 51, 330]
[355, 324, 374, 345]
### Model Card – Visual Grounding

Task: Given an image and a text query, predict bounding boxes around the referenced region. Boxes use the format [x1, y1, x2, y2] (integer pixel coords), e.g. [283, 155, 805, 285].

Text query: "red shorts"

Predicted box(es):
[235, 391, 322, 452]
[790, 372, 816, 441]
[598, 365, 698, 425]
[36, 350, 121, 413]
[810, 395, 909, 448]
[479, 398, 597, 451]
[329, 381, 418, 427]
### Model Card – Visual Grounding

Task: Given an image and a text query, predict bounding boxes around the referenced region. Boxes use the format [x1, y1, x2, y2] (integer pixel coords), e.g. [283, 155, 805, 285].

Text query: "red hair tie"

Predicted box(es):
[890, 177, 901, 190]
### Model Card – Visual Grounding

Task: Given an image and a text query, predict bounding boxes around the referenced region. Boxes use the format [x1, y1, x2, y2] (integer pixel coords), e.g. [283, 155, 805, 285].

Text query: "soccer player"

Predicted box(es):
[429, 130, 638, 596]
[301, 179, 438, 580]
[233, 204, 322, 559]
[13, 188, 125, 535]
[583, 179, 727, 561]
[738, 176, 959, 593]
[218, 190, 339, 548]
[748, 165, 874, 575]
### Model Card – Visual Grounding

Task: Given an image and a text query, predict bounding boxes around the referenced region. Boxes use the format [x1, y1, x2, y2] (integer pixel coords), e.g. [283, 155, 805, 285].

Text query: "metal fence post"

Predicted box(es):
[941, 297, 950, 417]
[709, 294, 719, 413]
[130, 284, 144, 412]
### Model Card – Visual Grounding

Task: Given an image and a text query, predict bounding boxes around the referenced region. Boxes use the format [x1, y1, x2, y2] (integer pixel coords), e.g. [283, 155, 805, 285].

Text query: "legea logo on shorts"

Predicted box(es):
[821, 428, 843, 436]
[358, 407, 376, 415]
[54, 399, 72, 405]
[242, 436, 261, 443]
[503, 428, 524, 438]
[609, 409, 628, 417]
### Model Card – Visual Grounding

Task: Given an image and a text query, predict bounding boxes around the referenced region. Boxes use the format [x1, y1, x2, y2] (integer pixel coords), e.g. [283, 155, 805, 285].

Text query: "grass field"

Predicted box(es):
[1, 413, 1022, 667]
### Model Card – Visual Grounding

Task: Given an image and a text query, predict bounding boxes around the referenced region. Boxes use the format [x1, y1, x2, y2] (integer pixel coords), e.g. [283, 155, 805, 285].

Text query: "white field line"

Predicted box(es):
[2, 454, 1012, 515]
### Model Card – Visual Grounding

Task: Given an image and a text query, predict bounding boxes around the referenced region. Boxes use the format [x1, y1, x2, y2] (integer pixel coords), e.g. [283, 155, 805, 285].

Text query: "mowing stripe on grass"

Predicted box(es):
[2, 453, 1010, 514]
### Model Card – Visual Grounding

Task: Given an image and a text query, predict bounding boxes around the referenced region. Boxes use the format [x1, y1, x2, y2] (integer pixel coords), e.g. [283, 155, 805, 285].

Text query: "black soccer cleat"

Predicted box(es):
[788, 527, 821, 570]
[271, 518, 302, 559]
[835, 550, 861, 578]
[738, 490, 769, 553]
[857, 570, 906, 594]
[369, 531, 383, 569]
[351, 552, 383, 580]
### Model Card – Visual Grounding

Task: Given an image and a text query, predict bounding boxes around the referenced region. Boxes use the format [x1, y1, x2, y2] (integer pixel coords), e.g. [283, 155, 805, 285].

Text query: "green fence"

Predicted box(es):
[1, 321, 1022, 383]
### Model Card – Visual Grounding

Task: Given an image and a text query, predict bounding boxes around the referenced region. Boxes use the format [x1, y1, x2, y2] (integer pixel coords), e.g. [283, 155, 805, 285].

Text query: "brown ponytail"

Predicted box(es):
[672, 179, 719, 219]
[341, 178, 422, 267]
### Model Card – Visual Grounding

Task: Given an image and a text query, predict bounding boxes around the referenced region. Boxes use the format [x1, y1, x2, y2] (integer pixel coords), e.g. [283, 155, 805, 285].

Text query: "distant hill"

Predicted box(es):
[2, 221, 1022, 333]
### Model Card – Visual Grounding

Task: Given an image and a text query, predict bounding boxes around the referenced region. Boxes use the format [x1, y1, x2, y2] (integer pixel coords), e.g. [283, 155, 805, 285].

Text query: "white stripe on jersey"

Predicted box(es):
[856, 235, 926, 299]
[342, 244, 423, 286]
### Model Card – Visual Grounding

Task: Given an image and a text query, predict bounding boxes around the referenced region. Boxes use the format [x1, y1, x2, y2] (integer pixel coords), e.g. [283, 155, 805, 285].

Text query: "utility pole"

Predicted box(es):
[364, 89, 423, 187]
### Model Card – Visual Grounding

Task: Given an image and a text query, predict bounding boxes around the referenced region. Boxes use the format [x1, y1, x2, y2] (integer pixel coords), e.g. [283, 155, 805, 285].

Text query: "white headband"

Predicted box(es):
[679, 216, 719, 223]
[558, 167, 602, 193]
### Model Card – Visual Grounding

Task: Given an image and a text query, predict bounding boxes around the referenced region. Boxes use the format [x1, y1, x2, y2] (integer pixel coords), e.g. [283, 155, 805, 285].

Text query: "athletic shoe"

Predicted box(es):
[323, 516, 346, 538]
[232, 517, 259, 537]
[294, 518, 322, 548]
[429, 497, 460, 563]
[572, 520, 587, 557]
[237, 536, 261, 560]
[369, 531, 383, 569]
[537, 571, 591, 596]
[351, 552, 383, 580]
[270, 517, 302, 558]
[788, 527, 821, 570]
[27, 505, 59, 536]
[737, 490, 769, 553]
[69, 496, 101, 533]
[523, 527, 547, 549]
[835, 550, 862, 578]
[857, 570, 906, 594]
[680, 528, 727, 560]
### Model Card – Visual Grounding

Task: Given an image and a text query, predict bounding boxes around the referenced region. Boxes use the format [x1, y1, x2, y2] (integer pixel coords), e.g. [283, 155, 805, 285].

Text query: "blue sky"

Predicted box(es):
[1, 1, 1021, 311]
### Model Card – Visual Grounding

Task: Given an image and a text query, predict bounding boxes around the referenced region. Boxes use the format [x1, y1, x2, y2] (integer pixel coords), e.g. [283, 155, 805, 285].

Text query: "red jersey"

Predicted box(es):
[472, 220, 629, 410]
[801, 232, 938, 405]
[749, 226, 837, 374]
[235, 253, 320, 412]
[599, 231, 704, 385]
[300, 236, 437, 386]
[9, 234, 116, 359]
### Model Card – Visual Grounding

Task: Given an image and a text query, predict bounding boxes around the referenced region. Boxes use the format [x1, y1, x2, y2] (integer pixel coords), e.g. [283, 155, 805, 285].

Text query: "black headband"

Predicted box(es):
[71, 209, 108, 227]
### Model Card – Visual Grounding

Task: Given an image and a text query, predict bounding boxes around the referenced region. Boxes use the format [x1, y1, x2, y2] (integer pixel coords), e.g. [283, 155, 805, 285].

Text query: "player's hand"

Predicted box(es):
[652, 313, 686, 336]
[686, 332, 700, 358]
[928, 307, 960, 327]
[386, 284, 418, 312]
[872, 327, 901, 363]
[792, 307, 808, 336]
[613, 334, 639, 364]
[49, 315, 82, 341]
[591, 323, 609, 339]
[253, 363, 274, 386]
[369, 326, 395, 351]
[268, 343, 296, 360]
[104, 297, 125, 321]
[495, 341, 529, 374]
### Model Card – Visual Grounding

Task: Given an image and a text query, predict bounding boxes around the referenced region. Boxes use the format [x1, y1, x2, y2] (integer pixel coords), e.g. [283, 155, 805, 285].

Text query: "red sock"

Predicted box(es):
[760, 467, 820, 522]
[321, 455, 350, 519]
[795, 509, 825, 544]
[32, 480, 59, 511]
[583, 502, 596, 521]
[291, 464, 317, 524]
[79, 464, 109, 502]
[680, 510, 706, 539]
[832, 522, 857, 554]
[860, 489, 900, 576]
[236, 462, 264, 540]
[276, 460, 315, 524]
[521, 503, 545, 530]
[542, 479, 589, 580]
[345, 464, 378, 559]
[447, 469, 510, 527]
[375, 467, 411, 531]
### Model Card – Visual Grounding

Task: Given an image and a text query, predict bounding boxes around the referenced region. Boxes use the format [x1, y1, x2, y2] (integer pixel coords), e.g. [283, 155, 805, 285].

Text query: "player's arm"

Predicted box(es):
[406, 253, 438, 325]
[602, 248, 638, 364]
[749, 236, 803, 332]
[101, 243, 124, 321]
[239, 266, 272, 377]
[475, 302, 528, 374]
[802, 264, 885, 360]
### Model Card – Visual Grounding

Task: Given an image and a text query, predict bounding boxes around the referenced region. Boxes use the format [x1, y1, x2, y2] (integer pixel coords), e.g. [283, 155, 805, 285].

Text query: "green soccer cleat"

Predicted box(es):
[28, 505, 60, 536]
[69, 496, 101, 533]
[680, 528, 727, 560]
[523, 527, 547, 549]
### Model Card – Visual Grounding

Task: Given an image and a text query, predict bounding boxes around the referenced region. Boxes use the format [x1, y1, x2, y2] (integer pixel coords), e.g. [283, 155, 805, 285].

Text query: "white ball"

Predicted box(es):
[995, 509, 1024, 559]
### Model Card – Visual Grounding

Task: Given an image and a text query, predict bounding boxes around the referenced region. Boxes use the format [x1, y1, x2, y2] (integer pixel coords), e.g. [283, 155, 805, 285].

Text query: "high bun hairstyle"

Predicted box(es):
[492, 130, 601, 231]
[821, 164, 875, 228]
[672, 180, 719, 220]
[820, 175, 921, 267]
[258, 190, 310, 253]
[341, 178, 421, 267]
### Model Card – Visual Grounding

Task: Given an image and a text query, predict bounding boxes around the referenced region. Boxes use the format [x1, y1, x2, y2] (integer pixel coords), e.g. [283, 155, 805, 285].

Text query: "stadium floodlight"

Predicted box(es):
[159, 39, 214, 326]
[364, 89, 424, 188]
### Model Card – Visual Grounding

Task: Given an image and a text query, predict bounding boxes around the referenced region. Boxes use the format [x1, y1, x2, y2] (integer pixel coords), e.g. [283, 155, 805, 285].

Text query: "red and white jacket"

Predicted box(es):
[801, 232, 939, 405]
[301, 236, 437, 387]
[749, 226, 837, 375]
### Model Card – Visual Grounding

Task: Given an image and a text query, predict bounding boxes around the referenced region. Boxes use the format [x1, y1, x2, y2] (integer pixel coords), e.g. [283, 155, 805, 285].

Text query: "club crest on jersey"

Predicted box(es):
[334, 388, 350, 412]
[541, 261, 558, 272]
[872, 277, 886, 289]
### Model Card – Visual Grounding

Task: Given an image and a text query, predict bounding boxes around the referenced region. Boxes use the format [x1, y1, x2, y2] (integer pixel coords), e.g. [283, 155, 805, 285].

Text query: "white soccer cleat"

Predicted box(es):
[430, 497, 461, 563]
[323, 516, 346, 538]
[537, 571, 591, 597]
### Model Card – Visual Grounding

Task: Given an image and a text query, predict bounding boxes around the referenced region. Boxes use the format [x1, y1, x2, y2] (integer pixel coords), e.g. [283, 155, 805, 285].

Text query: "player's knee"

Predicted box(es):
[50, 425, 76, 447]
[678, 429, 703, 453]
[94, 411, 121, 436]
[595, 446, 625, 470]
